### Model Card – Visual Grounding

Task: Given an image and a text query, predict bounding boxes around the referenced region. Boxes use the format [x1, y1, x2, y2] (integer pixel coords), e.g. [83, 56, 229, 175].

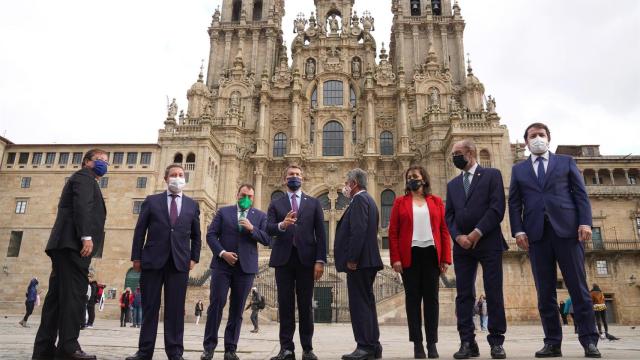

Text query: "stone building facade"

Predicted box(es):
[1, 0, 639, 324]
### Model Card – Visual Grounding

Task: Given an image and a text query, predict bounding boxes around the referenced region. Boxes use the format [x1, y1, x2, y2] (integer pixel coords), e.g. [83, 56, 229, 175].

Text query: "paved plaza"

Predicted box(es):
[1, 316, 639, 359]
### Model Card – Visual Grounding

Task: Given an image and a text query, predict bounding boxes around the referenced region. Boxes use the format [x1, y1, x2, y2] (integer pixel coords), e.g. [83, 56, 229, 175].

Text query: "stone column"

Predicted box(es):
[397, 24, 405, 73]
[207, 31, 220, 88]
[439, 23, 450, 69]
[266, 29, 275, 77]
[256, 94, 268, 155]
[254, 162, 265, 209]
[624, 169, 630, 184]
[609, 169, 615, 185]
[398, 93, 410, 153]
[290, 95, 300, 154]
[365, 92, 375, 154]
[238, 29, 246, 61]
[251, 30, 260, 74]
[454, 24, 465, 84]
[223, 31, 233, 70]
[595, 169, 601, 184]
[412, 25, 420, 69]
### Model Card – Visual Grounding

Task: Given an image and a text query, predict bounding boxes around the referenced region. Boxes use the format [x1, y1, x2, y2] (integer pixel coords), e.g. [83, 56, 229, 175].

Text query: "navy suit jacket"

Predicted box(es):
[509, 152, 592, 243]
[266, 192, 327, 267]
[334, 191, 383, 273]
[207, 205, 270, 274]
[445, 165, 507, 253]
[131, 191, 201, 273]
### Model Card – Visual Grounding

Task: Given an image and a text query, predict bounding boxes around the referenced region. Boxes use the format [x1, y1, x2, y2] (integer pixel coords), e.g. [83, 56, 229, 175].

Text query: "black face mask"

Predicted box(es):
[452, 154, 468, 170]
[407, 179, 423, 192]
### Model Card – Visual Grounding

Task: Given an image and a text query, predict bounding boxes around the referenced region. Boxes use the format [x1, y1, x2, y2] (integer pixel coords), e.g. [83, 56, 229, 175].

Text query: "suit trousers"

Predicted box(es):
[33, 249, 89, 357]
[454, 248, 506, 345]
[347, 267, 381, 352]
[401, 246, 440, 345]
[203, 265, 255, 352]
[528, 219, 599, 347]
[275, 247, 315, 352]
[138, 256, 189, 359]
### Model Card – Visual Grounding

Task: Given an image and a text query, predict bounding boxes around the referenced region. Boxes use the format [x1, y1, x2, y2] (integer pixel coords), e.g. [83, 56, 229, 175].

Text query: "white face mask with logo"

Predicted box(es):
[528, 136, 549, 155]
[168, 176, 186, 193]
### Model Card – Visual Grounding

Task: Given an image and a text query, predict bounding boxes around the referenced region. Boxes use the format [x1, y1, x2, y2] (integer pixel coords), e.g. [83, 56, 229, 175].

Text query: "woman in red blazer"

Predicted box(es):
[389, 165, 452, 359]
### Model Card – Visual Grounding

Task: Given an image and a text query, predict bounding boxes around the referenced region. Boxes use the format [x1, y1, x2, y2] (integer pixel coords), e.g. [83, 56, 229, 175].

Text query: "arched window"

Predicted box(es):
[232, 0, 242, 21]
[335, 192, 350, 210]
[273, 132, 287, 157]
[124, 268, 141, 292]
[323, 121, 344, 156]
[186, 153, 196, 163]
[311, 87, 317, 108]
[381, 190, 396, 228]
[480, 149, 491, 167]
[380, 131, 394, 155]
[323, 80, 343, 106]
[252, 0, 262, 21]
[173, 153, 183, 163]
[350, 87, 356, 108]
[410, 0, 421, 16]
[318, 192, 331, 210]
[271, 190, 285, 201]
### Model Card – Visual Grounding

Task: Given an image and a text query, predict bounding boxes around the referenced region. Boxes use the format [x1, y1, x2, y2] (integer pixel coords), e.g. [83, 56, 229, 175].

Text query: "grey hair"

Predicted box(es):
[346, 168, 368, 189]
[458, 139, 477, 156]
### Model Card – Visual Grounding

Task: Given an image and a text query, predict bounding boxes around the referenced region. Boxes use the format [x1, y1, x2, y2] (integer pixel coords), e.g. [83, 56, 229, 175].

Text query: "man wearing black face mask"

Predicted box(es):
[266, 165, 327, 360]
[445, 140, 508, 360]
[32, 149, 108, 360]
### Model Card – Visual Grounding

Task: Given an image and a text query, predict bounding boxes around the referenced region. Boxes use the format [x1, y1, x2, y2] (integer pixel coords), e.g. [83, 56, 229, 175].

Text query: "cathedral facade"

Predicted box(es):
[1, 0, 639, 324]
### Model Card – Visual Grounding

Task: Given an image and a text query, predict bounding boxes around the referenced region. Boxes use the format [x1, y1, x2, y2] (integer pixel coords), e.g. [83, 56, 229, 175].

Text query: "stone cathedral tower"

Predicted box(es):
[161, 0, 514, 251]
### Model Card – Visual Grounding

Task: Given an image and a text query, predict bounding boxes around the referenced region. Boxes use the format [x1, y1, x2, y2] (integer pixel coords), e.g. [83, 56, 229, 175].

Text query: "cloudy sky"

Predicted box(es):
[0, 0, 638, 154]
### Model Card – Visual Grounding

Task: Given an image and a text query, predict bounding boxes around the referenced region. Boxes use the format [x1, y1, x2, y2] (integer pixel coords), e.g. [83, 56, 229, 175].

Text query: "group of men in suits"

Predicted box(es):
[31, 121, 601, 360]
[446, 122, 600, 359]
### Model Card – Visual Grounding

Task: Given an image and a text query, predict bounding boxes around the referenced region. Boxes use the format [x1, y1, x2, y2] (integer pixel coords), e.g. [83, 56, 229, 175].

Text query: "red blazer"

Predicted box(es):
[389, 194, 452, 268]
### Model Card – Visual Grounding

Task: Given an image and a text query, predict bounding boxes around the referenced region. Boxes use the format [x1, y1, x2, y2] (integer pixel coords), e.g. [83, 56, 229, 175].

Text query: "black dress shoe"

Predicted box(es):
[201, 349, 214, 360]
[125, 352, 151, 360]
[584, 344, 601, 358]
[374, 344, 382, 359]
[427, 343, 439, 359]
[490, 345, 506, 359]
[302, 350, 318, 360]
[453, 342, 480, 359]
[271, 349, 296, 360]
[55, 350, 96, 360]
[342, 348, 374, 360]
[534, 344, 562, 358]
[414, 342, 426, 359]
[32, 356, 55, 360]
[224, 351, 240, 360]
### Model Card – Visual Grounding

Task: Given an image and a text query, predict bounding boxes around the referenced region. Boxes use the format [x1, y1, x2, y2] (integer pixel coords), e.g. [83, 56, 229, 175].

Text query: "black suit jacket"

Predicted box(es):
[46, 167, 106, 259]
[266, 192, 327, 267]
[334, 191, 383, 272]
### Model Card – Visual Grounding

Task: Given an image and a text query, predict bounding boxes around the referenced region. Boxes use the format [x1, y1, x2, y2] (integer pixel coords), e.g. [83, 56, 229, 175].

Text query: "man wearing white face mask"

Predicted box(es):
[127, 164, 202, 360]
[509, 123, 600, 358]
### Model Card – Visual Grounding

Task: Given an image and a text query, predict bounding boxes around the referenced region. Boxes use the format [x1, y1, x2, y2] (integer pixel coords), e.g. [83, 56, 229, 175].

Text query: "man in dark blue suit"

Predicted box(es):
[334, 168, 384, 360]
[126, 164, 201, 360]
[267, 165, 327, 360]
[201, 184, 271, 360]
[509, 123, 600, 358]
[445, 139, 507, 360]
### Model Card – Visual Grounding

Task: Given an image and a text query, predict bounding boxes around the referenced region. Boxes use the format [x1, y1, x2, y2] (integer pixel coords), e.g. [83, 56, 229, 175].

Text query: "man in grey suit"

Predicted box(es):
[334, 168, 384, 360]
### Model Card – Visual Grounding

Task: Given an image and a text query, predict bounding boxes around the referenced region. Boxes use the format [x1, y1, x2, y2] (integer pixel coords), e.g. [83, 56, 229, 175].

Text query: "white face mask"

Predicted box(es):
[168, 176, 186, 193]
[341, 184, 352, 199]
[528, 136, 549, 155]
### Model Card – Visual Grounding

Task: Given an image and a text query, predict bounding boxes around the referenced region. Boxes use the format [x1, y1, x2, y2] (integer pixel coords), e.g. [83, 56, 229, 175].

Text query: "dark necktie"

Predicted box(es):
[291, 194, 298, 246]
[463, 172, 471, 197]
[238, 210, 247, 232]
[169, 194, 178, 225]
[536, 157, 546, 186]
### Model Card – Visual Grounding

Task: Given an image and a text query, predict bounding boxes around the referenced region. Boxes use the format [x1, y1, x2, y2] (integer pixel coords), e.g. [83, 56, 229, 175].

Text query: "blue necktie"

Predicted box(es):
[536, 157, 545, 186]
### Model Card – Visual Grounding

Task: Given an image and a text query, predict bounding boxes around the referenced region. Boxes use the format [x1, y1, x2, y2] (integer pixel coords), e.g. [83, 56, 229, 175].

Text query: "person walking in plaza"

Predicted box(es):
[85, 279, 98, 328]
[509, 122, 601, 358]
[590, 284, 617, 340]
[200, 184, 270, 360]
[125, 163, 202, 360]
[131, 287, 142, 328]
[389, 165, 452, 359]
[245, 287, 264, 334]
[558, 301, 568, 326]
[334, 168, 384, 360]
[563, 297, 577, 334]
[32, 149, 108, 360]
[266, 164, 327, 360]
[195, 300, 204, 325]
[446, 138, 508, 359]
[20, 277, 39, 328]
[120, 288, 133, 327]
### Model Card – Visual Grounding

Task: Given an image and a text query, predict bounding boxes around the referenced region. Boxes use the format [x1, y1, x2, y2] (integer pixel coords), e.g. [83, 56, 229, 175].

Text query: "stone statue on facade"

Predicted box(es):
[230, 92, 241, 112]
[168, 98, 178, 119]
[487, 95, 497, 113]
[352, 58, 361, 77]
[430, 88, 439, 106]
[328, 15, 340, 34]
[306, 58, 316, 79]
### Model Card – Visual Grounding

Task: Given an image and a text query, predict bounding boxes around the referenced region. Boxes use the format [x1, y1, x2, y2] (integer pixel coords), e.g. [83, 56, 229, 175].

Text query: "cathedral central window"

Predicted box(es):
[323, 80, 343, 106]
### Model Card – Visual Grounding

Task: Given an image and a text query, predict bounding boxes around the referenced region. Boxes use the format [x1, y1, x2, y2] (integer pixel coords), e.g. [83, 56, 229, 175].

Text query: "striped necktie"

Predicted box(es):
[463, 172, 471, 197]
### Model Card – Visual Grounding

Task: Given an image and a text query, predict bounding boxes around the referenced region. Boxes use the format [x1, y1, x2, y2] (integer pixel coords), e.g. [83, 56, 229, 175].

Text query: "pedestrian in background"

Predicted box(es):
[195, 300, 204, 325]
[20, 277, 39, 327]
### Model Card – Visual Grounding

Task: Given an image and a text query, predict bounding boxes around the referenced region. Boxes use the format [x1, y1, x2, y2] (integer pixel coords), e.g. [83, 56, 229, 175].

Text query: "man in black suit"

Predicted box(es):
[445, 139, 507, 359]
[334, 168, 384, 360]
[126, 164, 201, 360]
[32, 149, 108, 360]
[267, 165, 327, 360]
